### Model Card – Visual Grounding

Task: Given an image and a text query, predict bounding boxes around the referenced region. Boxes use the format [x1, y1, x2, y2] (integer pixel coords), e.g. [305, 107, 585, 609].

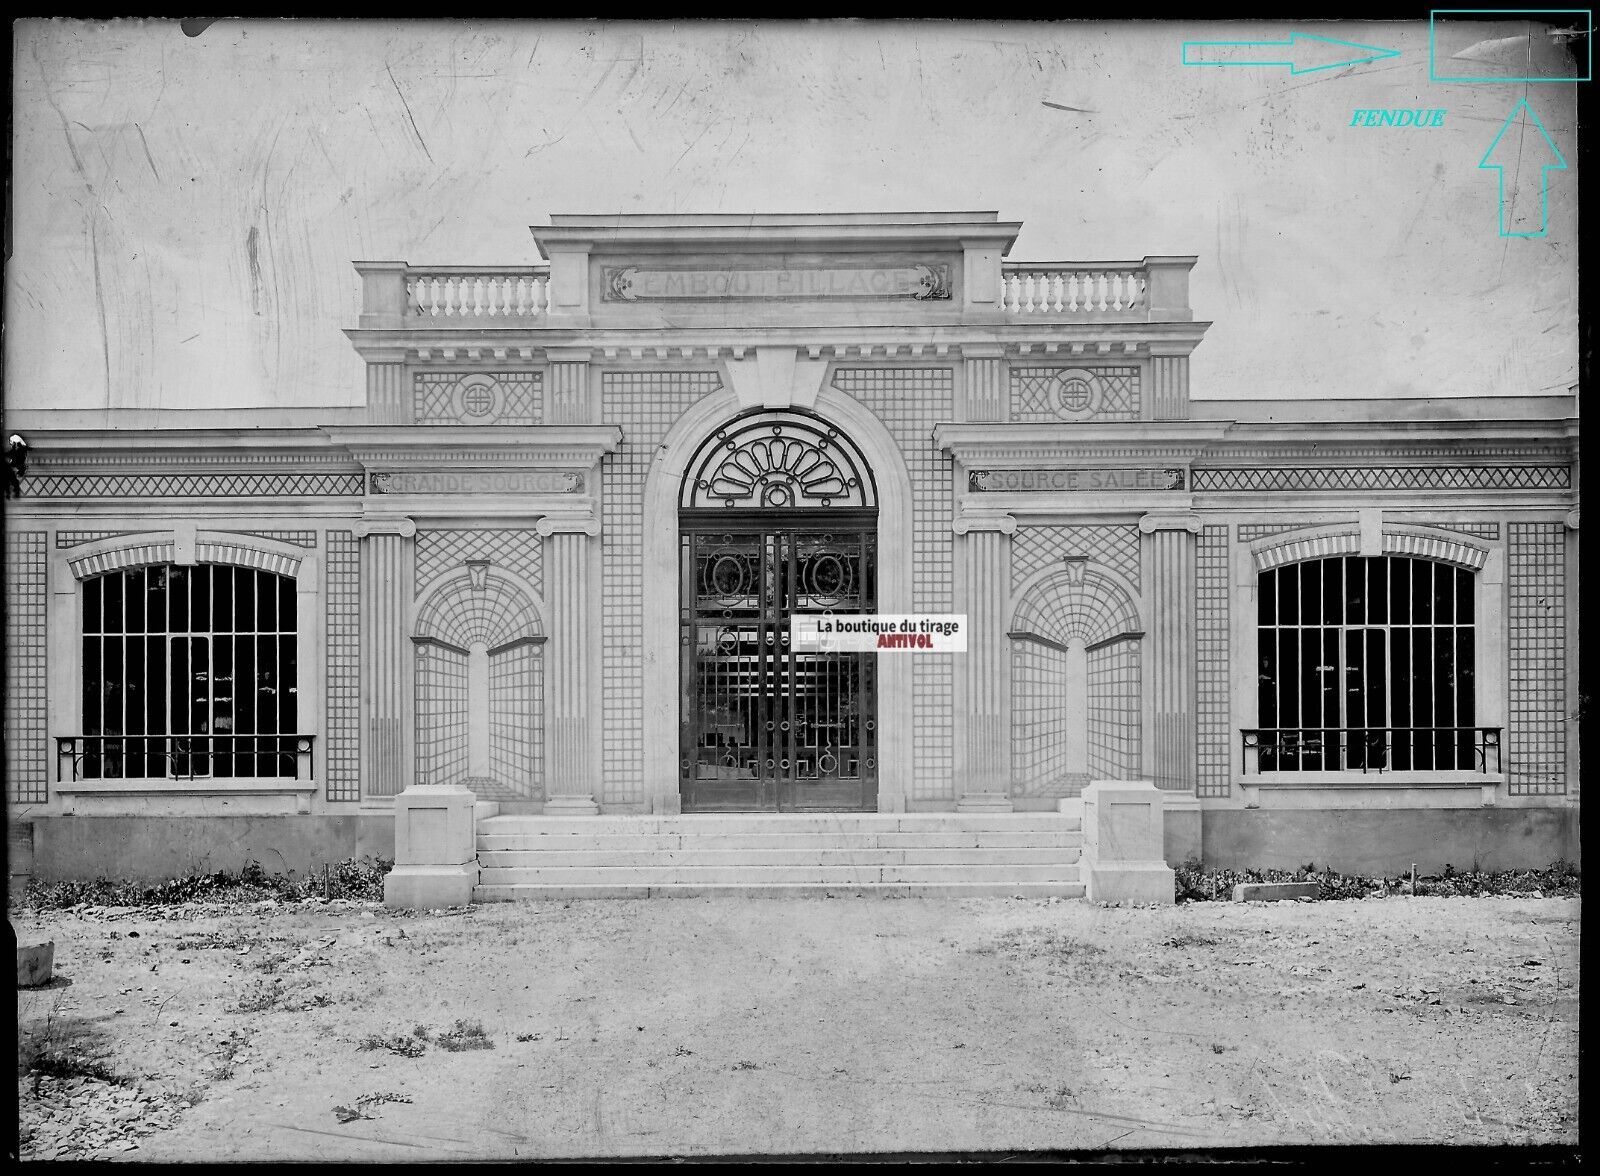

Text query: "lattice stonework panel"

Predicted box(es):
[1193, 466, 1570, 493]
[488, 645, 543, 801]
[1087, 641, 1140, 781]
[19, 473, 365, 498]
[324, 531, 362, 801]
[1236, 522, 1313, 543]
[1011, 366, 1140, 422]
[414, 371, 542, 426]
[602, 372, 725, 803]
[56, 531, 128, 549]
[1393, 520, 1502, 541]
[1508, 523, 1567, 795]
[415, 531, 543, 599]
[1011, 641, 1075, 797]
[1195, 524, 1231, 799]
[1011, 525, 1141, 594]
[832, 368, 956, 801]
[237, 530, 319, 549]
[6, 532, 48, 804]
[416, 646, 471, 787]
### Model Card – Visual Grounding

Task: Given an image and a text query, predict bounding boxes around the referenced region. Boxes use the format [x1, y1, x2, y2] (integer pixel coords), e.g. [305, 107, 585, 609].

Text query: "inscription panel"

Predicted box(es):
[971, 468, 1185, 493]
[603, 263, 952, 302]
[370, 470, 585, 496]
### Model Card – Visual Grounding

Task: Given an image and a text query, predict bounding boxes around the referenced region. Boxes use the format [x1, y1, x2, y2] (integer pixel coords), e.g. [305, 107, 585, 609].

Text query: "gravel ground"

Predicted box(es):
[11, 892, 1581, 1159]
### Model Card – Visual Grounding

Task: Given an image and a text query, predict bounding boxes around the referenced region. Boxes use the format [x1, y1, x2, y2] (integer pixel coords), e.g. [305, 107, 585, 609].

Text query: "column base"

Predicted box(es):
[956, 792, 1014, 813]
[651, 793, 683, 815]
[384, 862, 478, 909]
[1084, 860, 1175, 906]
[543, 794, 601, 816]
[877, 790, 907, 814]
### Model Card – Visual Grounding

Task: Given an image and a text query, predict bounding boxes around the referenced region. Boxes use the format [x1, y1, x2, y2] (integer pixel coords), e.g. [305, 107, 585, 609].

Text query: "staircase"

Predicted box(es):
[473, 812, 1083, 900]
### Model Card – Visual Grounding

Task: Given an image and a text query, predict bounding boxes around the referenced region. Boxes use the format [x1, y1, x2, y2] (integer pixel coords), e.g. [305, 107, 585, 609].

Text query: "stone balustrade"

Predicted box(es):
[407, 267, 551, 319]
[351, 253, 1193, 328]
[1001, 264, 1147, 315]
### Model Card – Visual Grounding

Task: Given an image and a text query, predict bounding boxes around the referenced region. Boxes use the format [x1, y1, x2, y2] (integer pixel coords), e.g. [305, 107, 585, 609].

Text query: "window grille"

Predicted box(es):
[1253, 555, 1481, 772]
[78, 564, 300, 779]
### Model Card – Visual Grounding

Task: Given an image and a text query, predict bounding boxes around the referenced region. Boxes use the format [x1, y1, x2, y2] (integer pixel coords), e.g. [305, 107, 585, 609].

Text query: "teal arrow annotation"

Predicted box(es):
[1478, 99, 1568, 238]
[1181, 32, 1401, 74]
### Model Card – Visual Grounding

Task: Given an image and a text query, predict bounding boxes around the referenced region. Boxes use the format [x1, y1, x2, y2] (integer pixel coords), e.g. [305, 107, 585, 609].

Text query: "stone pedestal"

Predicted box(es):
[384, 784, 479, 909]
[542, 794, 601, 816]
[1080, 779, 1174, 905]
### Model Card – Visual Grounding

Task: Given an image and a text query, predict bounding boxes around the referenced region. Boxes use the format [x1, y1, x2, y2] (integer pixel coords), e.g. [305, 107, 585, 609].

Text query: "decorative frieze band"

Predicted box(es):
[1192, 466, 1571, 493]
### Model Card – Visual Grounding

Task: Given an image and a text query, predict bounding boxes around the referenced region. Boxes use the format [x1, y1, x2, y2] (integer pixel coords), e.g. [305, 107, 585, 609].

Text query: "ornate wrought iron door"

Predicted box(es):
[680, 517, 877, 812]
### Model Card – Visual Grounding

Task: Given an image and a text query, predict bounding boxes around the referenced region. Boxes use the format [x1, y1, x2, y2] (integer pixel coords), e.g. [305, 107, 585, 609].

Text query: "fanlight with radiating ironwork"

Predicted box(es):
[681, 412, 876, 510]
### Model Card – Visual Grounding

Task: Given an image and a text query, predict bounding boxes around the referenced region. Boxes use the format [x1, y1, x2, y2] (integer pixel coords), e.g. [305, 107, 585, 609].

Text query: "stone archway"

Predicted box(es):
[640, 387, 915, 813]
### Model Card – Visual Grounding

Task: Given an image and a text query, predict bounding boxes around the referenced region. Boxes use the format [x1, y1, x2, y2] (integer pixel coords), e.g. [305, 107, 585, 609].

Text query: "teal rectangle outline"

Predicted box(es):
[1429, 9, 1593, 81]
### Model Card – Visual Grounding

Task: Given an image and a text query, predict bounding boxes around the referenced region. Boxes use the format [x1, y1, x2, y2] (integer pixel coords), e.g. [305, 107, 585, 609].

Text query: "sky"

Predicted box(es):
[6, 18, 1581, 410]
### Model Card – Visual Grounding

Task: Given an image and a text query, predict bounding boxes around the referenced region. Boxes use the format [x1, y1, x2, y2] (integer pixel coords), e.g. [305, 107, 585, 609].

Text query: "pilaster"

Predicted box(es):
[365, 354, 410, 424]
[355, 517, 416, 800]
[961, 348, 1007, 423]
[545, 350, 593, 424]
[1140, 511, 1201, 791]
[538, 514, 602, 810]
[1148, 347, 1190, 421]
[953, 511, 1016, 807]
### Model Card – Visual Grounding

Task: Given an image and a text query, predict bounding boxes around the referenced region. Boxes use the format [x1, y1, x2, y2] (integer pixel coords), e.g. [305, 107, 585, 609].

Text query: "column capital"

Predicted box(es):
[1138, 511, 1201, 535]
[537, 514, 602, 538]
[1565, 508, 1580, 530]
[953, 511, 1017, 536]
[354, 516, 417, 539]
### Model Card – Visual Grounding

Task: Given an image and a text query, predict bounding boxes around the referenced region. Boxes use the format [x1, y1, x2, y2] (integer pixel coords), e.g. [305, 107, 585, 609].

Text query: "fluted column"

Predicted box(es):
[356, 517, 416, 798]
[545, 349, 593, 424]
[1140, 512, 1200, 791]
[953, 511, 1016, 808]
[538, 515, 602, 812]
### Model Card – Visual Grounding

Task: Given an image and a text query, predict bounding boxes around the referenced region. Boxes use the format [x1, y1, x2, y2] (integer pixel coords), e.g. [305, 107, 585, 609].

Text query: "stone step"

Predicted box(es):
[476, 830, 1082, 853]
[476, 863, 1079, 886]
[477, 813, 1079, 836]
[478, 846, 1079, 869]
[475, 881, 1087, 901]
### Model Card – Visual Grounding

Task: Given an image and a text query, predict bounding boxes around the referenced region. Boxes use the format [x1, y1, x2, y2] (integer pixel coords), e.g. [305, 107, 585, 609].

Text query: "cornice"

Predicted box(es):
[321, 424, 622, 464]
[343, 320, 1211, 363]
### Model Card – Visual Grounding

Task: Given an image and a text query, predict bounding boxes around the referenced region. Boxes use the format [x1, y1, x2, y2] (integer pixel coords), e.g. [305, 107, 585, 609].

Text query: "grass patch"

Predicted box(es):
[358, 1032, 427, 1058]
[18, 1011, 130, 1088]
[1173, 858, 1580, 903]
[23, 856, 394, 910]
[436, 1019, 495, 1052]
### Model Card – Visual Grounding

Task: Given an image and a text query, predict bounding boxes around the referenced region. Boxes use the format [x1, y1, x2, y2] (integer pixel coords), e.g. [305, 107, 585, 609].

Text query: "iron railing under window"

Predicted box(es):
[1241, 727, 1502, 775]
[56, 734, 315, 783]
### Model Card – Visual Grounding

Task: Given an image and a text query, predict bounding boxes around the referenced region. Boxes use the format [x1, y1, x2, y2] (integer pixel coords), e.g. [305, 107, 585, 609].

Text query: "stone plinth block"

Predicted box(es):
[543, 794, 601, 816]
[18, 935, 55, 987]
[1162, 791, 1202, 867]
[386, 784, 480, 910]
[956, 792, 1014, 813]
[392, 784, 478, 867]
[1081, 780, 1174, 906]
[1233, 882, 1319, 903]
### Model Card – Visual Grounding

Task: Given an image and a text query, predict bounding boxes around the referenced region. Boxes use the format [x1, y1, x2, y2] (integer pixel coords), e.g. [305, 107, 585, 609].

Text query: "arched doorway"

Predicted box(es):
[678, 409, 879, 812]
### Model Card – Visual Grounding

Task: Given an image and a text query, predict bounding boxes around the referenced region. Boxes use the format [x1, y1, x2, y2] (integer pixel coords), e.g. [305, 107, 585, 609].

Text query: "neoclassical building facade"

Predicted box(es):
[4, 213, 1581, 884]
